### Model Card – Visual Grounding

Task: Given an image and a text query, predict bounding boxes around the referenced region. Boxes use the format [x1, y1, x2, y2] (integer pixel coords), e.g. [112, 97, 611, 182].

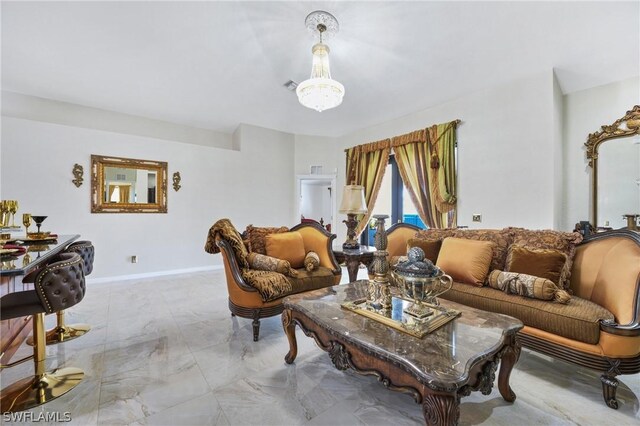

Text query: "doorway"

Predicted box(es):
[296, 174, 336, 233]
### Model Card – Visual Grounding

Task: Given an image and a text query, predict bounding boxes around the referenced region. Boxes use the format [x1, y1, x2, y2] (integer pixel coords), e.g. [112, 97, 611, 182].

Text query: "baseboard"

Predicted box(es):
[87, 265, 223, 285]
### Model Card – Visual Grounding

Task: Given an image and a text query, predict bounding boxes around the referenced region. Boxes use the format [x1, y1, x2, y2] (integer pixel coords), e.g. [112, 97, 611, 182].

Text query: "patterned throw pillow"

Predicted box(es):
[487, 270, 571, 304]
[247, 252, 298, 277]
[245, 225, 289, 254]
[304, 251, 320, 271]
[508, 228, 583, 290]
[453, 229, 514, 272]
[414, 228, 457, 242]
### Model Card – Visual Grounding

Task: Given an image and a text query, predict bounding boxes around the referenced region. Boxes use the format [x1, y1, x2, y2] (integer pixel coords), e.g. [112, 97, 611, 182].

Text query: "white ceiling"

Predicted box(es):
[2, 1, 639, 137]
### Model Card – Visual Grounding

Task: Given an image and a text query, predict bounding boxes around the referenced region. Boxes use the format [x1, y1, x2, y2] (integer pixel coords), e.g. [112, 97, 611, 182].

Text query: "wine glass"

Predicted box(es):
[0, 201, 8, 227]
[8, 201, 18, 227]
[23, 214, 32, 234]
[31, 216, 47, 234]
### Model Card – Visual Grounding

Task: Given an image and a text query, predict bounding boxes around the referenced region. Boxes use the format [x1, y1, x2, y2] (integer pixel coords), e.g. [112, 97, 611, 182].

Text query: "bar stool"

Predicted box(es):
[39, 241, 94, 345]
[0, 252, 85, 413]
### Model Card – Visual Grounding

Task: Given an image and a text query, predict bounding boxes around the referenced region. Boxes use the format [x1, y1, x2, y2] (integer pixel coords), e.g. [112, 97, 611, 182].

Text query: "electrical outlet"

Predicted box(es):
[131, 255, 138, 264]
[472, 214, 482, 222]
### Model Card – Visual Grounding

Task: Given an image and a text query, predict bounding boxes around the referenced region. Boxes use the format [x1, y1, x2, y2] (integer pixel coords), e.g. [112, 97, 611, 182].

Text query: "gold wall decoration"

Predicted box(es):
[72, 164, 84, 187]
[91, 155, 168, 213]
[172, 172, 182, 192]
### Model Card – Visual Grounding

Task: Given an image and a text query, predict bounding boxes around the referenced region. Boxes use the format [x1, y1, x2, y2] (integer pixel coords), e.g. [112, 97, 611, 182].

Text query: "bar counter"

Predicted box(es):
[1, 234, 80, 364]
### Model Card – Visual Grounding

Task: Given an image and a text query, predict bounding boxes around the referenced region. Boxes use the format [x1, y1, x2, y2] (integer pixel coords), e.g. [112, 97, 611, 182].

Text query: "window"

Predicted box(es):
[362, 155, 426, 245]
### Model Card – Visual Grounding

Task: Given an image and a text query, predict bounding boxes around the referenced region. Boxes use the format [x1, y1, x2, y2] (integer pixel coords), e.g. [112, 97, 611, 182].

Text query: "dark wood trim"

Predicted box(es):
[216, 239, 256, 292]
[517, 332, 640, 375]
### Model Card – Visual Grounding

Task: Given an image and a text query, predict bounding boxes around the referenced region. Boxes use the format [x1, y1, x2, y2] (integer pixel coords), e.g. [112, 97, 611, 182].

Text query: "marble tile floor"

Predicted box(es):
[1, 268, 639, 426]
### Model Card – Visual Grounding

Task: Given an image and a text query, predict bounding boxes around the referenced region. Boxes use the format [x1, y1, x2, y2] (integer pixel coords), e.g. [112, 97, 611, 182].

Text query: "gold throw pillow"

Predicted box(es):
[265, 232, 306, 269]
[505, 245, 567, 286]
[436, 237, 495, 286]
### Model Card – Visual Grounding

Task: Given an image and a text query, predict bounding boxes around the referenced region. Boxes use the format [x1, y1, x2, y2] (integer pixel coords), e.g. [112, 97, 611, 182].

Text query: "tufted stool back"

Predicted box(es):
[34, 252, 86, 314]
[65, 241, 94, 276]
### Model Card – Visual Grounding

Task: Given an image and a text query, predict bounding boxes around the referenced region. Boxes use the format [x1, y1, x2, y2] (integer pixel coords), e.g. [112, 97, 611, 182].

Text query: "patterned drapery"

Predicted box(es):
[392, 121, 458, 228]
[344, 120, 459, 232]
[345, 139, 391, 237]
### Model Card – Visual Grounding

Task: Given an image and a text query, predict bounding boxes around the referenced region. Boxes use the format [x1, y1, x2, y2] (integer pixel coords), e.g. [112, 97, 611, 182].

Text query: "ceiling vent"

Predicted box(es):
[283, 80, 298, 91]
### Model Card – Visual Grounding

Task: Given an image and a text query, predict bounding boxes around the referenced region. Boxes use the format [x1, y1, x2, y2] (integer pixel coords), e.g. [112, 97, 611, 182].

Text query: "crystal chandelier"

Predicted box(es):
[296, 11, 345, 112]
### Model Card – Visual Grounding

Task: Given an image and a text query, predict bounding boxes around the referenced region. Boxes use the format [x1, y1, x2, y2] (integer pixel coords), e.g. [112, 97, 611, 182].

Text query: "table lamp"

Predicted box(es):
[339, 185, 367, 249]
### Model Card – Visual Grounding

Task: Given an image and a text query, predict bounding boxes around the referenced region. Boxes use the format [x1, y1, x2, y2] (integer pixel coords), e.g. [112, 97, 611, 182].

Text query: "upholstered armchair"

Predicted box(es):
[205, 219, 341, 341]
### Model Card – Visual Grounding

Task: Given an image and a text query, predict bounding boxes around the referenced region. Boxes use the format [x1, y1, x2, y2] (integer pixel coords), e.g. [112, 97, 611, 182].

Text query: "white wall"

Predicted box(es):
[562, 75, 640, 230]
[0, 115, 295, 280]
[316, 71, 558, 243]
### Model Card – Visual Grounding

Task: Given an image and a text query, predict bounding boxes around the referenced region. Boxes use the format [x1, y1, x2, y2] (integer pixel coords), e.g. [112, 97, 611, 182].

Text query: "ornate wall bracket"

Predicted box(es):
[172, 171, 182, 192]
[72, 164, 84, 187]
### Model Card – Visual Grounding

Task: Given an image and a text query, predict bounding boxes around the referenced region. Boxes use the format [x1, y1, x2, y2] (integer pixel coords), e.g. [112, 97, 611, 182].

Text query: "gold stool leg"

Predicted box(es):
[26, 311, 91, 346]
[0, 313, 84, 413]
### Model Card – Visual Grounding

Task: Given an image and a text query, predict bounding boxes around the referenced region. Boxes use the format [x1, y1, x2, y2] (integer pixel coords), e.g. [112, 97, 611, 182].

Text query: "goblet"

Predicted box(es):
[0, 201, 8, 227]
[9, 201, 18, 227]
[23, 214, 32, 234]
[31, 216, 48, 234]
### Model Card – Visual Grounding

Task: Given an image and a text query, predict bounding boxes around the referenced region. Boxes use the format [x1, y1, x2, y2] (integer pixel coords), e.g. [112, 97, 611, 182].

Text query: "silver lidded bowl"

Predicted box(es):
[392, 247, 453, 308]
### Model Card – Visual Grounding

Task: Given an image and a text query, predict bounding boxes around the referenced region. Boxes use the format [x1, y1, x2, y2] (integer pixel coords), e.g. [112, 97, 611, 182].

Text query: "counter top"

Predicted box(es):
[1, 234, 80, 276]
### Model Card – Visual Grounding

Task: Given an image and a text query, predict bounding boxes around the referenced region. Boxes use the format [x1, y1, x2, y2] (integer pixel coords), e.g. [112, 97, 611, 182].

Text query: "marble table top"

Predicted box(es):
[284, 280, 523, 389]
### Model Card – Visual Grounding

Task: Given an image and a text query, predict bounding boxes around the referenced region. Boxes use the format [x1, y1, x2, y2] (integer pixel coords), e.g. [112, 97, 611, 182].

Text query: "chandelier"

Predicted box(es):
[296, 11, 345, 112]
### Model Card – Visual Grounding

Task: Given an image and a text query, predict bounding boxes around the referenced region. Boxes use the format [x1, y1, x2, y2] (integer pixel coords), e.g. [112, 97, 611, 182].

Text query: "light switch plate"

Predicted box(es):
[472, 214, 482, 222]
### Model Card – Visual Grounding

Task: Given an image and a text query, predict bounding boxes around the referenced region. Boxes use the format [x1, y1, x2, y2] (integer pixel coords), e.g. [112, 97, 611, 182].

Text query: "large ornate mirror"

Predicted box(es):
[586, 105, 640, 229]
[91, 155, 167, 213]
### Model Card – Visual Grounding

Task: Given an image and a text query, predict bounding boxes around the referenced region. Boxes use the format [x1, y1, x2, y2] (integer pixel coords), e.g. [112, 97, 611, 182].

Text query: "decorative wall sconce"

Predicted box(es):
[72, 164, 84, 187]
[172, 172, 182, 192]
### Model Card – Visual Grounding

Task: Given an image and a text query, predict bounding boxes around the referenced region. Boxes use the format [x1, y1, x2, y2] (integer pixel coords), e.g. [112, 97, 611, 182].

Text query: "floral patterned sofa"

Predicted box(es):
[386, 226, 640, 409]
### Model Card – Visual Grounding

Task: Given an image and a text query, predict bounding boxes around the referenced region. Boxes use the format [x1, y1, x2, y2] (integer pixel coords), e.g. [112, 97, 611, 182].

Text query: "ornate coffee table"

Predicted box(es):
[282, 280, 523, 425]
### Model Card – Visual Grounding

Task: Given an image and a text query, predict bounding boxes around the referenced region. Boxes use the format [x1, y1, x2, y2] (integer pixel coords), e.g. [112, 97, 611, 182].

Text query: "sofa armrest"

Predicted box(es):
[216, 239, 257, 293]
[291, 222, 341, 275]
[600, 319, 640, 336]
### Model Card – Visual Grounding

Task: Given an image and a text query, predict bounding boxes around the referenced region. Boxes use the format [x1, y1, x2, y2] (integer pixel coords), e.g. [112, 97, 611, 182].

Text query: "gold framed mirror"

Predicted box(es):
[586, 105, 640, 229]
[91, 155, 168, 213]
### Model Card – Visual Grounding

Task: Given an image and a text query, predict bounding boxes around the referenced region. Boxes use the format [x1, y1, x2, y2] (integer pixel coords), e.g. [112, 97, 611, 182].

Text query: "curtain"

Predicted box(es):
[345, 139, 391, 237]
[119, 186, 130, 203]
[392, 121, 458, 228]
[108, 185, 117, 203]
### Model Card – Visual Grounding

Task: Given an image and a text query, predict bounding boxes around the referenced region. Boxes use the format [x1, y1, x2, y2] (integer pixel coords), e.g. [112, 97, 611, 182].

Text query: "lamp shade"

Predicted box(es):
[339, 185, 367, 214]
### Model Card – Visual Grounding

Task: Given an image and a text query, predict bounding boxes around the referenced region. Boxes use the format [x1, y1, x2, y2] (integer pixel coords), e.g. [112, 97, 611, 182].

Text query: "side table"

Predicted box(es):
[332, 245, 376, 283]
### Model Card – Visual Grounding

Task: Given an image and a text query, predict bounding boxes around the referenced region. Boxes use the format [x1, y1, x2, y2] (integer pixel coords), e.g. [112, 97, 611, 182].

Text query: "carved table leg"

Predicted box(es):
[346, 257, 360, 283]
[422, 393, 460, 426]
[498, 335, 521, 402]
[600, 374, 619, 409]
[282, 309, 298, 364]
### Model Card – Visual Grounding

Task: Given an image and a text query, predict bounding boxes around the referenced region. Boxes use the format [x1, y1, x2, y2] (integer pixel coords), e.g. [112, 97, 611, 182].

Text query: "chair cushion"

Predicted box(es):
[505, 245, 566, 286]
[440, 282, 614, 344]
[0, 290, 43, 320]
[266, 232, 306, 268]
[288, 267, 335, 293]
[241, 266, 335, 302]
[436, 237, 495, 286]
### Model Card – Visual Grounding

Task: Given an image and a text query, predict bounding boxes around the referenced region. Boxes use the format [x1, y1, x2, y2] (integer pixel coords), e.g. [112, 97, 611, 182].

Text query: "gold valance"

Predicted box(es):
[343, 138, 390, 154]
[391, 129, 426, 147]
